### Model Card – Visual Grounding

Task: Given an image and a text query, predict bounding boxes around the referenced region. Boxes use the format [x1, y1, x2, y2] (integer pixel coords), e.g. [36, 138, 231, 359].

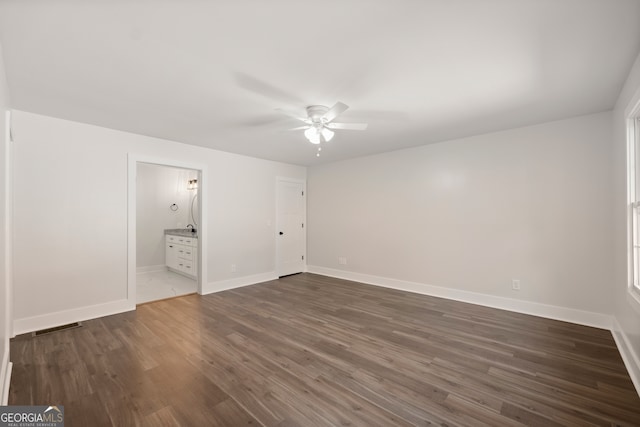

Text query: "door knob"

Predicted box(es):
[279, 231, 284, 235]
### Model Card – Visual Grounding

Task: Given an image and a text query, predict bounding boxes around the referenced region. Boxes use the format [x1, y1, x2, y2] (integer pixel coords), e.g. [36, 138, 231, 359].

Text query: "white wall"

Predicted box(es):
[308, 112, 613, 321]
[0, 39, 11, 404]
[11, 111, 305, 332]
[611, 51, 640, 390]
[136, 163, 197, 269]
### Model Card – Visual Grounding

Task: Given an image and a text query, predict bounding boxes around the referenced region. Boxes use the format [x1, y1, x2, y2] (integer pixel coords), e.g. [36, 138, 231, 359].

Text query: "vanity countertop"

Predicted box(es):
[164, 228, 198, 238]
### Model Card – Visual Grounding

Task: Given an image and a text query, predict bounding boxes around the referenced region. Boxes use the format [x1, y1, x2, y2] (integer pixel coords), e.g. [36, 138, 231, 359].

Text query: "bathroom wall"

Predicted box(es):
[136, 163, 198, 271]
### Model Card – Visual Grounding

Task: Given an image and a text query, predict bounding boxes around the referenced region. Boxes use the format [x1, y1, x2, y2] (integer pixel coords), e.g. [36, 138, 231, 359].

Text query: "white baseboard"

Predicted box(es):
[13, 299, 135, 336]
[1, 343, 11, 405]
[12, 271, 276, 334]
[136, 264, 167, 274]
[203, 271, 277, 295]
[307, 266, 612, 330]
[611, 317, 640, 396]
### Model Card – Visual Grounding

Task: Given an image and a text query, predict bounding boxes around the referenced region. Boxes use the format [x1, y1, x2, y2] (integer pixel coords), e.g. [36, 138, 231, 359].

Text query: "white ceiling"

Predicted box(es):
[0, 0, 639, 166]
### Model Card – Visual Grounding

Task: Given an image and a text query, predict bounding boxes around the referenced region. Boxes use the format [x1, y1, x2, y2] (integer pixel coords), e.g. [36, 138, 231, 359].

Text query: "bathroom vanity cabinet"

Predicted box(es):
[165, 233, 197, 278]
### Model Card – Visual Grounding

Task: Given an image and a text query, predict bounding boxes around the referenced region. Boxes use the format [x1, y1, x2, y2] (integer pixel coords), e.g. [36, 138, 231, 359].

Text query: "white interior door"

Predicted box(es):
[276, 178, 306, 277]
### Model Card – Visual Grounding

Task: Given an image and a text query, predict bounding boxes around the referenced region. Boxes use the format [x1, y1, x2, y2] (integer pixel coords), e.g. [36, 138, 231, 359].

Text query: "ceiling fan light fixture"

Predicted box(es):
[281, 102, 367, 151]
[321, 127, 334, 142]
[304, 127, 321, 144]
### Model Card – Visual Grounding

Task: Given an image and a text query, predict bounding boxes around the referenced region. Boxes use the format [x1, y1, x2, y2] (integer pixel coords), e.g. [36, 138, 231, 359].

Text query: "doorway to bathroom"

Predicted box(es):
[127, 155, 207, 307]
[136, 163, 199, 303]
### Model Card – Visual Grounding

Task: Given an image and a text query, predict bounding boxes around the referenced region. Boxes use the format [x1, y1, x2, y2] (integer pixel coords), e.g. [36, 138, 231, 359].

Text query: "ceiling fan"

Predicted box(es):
[278, 102, 368, 146]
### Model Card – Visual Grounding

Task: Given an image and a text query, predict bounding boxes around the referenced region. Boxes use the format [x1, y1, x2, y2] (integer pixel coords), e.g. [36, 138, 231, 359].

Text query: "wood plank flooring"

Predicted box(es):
[9, 273, 640, 426]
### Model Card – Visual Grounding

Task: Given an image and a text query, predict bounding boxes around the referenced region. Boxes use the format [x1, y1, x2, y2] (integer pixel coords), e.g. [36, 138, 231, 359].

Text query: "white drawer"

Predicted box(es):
[176, 246, 193, 260]
[166, 234, 196, 246]
[181, 237, 195, 246]
[177, 259, 194, 274]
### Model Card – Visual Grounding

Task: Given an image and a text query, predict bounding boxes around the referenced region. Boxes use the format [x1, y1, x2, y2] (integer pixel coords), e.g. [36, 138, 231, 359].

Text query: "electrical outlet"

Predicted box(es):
[338, 257, 347, 265]
[231, 264, 237, 273]
[512, 279, 521, 291]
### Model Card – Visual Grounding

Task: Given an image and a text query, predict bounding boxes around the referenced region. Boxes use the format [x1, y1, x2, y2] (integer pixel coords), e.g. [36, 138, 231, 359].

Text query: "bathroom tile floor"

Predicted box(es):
[137, 269, 197, 304]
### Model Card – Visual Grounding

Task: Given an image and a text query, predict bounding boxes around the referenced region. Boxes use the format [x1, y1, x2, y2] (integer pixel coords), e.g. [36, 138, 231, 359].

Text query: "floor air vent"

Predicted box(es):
[32, 322, 82, 337]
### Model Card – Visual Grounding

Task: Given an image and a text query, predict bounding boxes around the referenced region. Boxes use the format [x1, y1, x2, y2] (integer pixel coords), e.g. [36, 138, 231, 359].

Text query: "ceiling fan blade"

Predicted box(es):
[342, 109, 410, 122]
[234, 72, 304, 105]
[327, 122, 368, 130]
[275, 108, 310, 123]
[322, 102, 349, 123]
[230, 114, 286, 127]
[288, 126, 310, 131]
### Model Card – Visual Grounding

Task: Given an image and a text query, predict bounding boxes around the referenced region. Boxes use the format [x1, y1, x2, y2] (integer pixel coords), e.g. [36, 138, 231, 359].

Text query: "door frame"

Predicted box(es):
[275, 176, 307, 277]
[127, 154, 208, 306]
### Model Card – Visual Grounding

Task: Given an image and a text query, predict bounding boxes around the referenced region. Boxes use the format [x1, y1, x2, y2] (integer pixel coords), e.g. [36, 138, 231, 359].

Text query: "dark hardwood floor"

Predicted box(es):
[9, 273, 640, 426]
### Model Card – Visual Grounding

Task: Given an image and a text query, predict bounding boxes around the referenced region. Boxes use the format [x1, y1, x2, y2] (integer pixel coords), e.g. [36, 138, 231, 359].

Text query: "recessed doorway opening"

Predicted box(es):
[136, 163, 199, 304]
[127, 155, 207, 307]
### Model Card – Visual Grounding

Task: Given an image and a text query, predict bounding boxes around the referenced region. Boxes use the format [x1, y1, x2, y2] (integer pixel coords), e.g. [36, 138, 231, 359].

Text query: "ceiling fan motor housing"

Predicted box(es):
[306, 105, 330, 123]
